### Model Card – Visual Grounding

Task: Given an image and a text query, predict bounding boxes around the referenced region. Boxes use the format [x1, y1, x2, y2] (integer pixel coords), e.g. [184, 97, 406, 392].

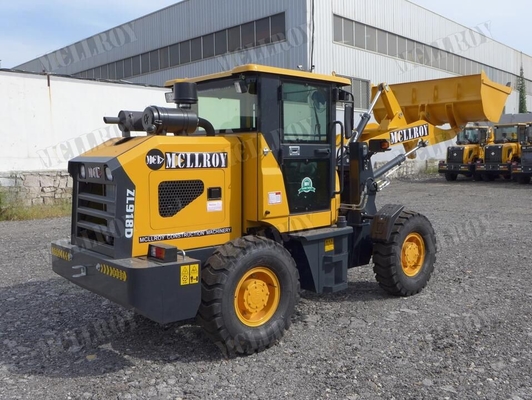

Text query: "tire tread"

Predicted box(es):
[372, 210, 437, 297]
[197, 235, 300, 357]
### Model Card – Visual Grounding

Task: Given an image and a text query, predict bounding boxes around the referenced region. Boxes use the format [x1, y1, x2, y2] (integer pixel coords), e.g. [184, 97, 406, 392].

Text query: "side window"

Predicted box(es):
[281, 82, 329, 142]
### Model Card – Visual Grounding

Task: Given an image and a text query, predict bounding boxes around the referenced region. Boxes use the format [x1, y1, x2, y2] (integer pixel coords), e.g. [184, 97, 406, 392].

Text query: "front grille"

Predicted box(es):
[446, 147, 464, 163]
[159, 180, 204, 217]
[523, 150, 532, 166]
[75, 178, 116, 253]
[485, 146, 503, 163]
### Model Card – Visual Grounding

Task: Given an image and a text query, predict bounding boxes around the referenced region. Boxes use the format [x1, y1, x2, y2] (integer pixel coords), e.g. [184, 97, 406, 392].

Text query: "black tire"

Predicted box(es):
[372, 211, 437, 296]
[473, 172, 483, 181]
[482, 173, 495, 181]
[444, 172, 457, 181]
[517, 175, 531, 184]
[503, 174, 512, 180]
[197, 236, 300, 357]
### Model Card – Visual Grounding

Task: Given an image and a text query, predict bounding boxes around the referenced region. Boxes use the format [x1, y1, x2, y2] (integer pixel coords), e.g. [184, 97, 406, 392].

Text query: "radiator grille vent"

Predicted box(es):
[159, 180, 204, 217]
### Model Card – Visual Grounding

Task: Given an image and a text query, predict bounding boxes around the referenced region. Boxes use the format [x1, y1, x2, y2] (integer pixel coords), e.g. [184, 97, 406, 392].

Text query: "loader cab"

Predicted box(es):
[493, 124, 521, 144]
[165, 64, 353, 229]
[456, 127, 482, 145]
[520, 124, 532, 145]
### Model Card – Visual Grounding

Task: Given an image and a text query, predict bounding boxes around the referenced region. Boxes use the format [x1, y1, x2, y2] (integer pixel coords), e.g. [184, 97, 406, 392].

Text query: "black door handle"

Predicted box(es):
[315, 148, 331, 155]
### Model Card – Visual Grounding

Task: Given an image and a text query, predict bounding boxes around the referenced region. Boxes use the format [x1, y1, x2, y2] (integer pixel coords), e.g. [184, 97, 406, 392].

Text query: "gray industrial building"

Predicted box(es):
[15, 0, 532, 112]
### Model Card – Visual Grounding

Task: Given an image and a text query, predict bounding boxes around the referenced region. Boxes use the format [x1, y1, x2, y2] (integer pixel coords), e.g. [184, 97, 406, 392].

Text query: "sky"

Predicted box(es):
[0, 0, 531, 69]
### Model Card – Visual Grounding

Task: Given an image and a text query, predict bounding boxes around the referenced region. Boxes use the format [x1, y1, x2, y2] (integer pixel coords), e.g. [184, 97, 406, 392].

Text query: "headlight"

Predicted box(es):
[105, 166, 113, 181]
[80, 164, 86, 179]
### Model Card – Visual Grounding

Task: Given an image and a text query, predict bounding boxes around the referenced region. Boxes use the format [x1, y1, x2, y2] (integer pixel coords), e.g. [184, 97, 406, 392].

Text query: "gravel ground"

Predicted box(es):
[1, 174, 532, 400]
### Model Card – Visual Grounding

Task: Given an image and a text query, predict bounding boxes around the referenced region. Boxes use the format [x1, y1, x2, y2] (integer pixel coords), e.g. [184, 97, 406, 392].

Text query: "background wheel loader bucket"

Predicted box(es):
[371, 71, 512, 129]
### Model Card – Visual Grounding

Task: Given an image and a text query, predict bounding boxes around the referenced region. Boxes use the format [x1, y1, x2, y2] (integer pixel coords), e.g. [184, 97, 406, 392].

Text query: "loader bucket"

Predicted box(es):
[371, 71, 511, 129]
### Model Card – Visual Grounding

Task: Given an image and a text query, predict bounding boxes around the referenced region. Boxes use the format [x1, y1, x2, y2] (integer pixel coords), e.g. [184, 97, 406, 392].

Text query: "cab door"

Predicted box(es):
[279, 81, 336, 227]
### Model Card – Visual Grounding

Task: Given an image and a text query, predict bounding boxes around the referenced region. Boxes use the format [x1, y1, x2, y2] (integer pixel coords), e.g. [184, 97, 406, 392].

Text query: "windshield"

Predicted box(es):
[525, 126, 532, 144]
[457, 128, 481, 144]
[196, 79, 258, 133]
[494, 126, 518, 143]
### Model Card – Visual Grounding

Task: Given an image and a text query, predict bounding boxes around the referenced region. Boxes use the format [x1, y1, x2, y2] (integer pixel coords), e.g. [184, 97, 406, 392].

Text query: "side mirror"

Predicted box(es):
[234, 80, 248, 93]
[344, 104, 354, 139]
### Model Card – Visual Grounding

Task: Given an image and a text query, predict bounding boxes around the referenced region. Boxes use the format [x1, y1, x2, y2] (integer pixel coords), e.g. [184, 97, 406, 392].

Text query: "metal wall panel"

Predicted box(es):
[13, 0, 532, 103]
[315, 43, 523, 113]
[328, 0, 532, 79]
[126, 45, 309, 87]
[15, 0, 307, 78]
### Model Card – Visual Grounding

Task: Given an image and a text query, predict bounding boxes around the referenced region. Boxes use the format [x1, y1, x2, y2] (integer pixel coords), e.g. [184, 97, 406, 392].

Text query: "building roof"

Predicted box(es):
[498, 113, 532, 124]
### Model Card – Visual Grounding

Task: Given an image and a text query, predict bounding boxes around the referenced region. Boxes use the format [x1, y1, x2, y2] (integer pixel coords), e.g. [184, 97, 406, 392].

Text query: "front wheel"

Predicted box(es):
[482, 173, 496, 181]
[517, 175, 531, 184]
[372, 211, 437, 296]
[197, 236, 300, 356]
[444, 172, 457, 181]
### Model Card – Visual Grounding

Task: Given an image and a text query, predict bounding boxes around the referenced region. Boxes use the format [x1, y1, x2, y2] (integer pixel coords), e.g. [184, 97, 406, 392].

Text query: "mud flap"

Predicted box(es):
[370, 204, 405, 242]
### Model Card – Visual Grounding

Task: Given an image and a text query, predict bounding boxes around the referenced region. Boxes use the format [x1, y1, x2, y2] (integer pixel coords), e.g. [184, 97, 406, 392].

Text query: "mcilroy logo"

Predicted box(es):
[87, 166, 102, 179]
[165, 152, 228, 169]
[146, 149, 165, 170]
[389, 124, 429, 145]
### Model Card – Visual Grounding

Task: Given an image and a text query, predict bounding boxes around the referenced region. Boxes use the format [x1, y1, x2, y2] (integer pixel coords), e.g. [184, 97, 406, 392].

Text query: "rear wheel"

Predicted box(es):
[197, 236, 300, 356]
[517, 175, 531, 184]
[372, 211, 436, 296]
[444, 172, 457, 181]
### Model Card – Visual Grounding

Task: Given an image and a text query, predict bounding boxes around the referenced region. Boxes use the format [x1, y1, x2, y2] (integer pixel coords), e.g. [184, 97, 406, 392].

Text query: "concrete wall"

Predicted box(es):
[0, 70, 167, 173]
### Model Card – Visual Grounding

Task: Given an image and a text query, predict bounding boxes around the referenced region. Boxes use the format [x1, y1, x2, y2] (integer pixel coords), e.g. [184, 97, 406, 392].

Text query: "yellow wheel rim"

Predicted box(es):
[234, 267, 280, 327]
[401, 233, 426, 277]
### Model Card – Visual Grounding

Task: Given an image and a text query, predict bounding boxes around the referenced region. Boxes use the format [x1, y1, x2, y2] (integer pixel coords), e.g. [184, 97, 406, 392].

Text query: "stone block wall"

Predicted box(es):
[0, 160, 440, 208]
[0, 171, 72, 207]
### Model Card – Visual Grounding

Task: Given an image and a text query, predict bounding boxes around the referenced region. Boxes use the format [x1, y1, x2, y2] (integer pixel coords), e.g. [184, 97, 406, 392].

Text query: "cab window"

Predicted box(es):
[281, 82, 329, 143]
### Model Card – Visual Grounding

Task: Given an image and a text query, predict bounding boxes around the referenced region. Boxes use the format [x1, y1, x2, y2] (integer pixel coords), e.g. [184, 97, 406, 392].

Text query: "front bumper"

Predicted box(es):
[438, 163, 473, 174]
[512, 165, 532, 176]
[475, 164, 511, 174]
[51, 240, 201, 324]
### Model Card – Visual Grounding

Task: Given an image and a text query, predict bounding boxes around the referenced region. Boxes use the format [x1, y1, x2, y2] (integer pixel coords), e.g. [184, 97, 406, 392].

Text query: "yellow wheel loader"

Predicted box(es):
[437, 122, 494, 181]
[508, 122, 532, 184]
[50, 64, 510, 355]
[476, 121, 532, 181]
[512, 132, 532, 184]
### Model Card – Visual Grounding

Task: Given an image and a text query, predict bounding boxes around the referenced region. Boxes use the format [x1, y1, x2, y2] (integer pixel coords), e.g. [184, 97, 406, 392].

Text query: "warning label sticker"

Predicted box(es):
[268, 191, 282, 205]
[180, 263, 200, 285]
[181, 265, 190, 285]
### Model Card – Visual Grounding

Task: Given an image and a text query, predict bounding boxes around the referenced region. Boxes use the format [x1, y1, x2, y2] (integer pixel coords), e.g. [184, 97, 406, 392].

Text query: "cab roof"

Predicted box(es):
[494, 122, 530, 127]
[164, 64, 352, 87]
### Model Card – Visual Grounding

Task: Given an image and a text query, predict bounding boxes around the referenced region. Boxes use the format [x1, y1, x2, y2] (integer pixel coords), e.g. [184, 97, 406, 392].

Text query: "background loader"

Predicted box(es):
[512, 138, 532, 184]
[509, 120, 532, 184]
[437, 122, 494, 181]
[50, 64, 510, 356]
[475, 122, 532, 181]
